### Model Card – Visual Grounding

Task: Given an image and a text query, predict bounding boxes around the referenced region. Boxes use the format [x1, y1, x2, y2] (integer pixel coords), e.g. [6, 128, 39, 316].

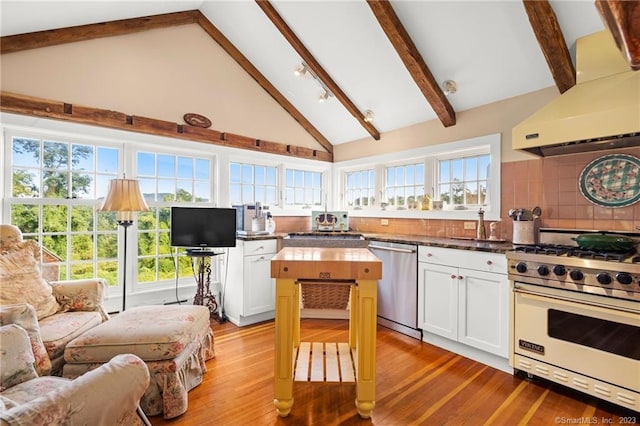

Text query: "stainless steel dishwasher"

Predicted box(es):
[368, 240, 421, 340]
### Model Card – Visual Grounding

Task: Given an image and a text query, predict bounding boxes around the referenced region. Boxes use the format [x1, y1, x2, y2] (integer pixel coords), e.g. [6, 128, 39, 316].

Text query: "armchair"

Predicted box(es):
[0, 324, 150, 426]
[0, 225, 108, 376]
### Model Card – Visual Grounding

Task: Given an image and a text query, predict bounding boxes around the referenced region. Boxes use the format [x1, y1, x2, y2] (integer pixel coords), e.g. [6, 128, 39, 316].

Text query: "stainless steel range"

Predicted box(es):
[507, 230, 639, 412]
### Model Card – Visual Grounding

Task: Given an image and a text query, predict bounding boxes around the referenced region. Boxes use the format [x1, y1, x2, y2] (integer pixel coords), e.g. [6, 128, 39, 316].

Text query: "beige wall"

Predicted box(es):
[0, 24, 322, 151]
[334, 87, 559, 163]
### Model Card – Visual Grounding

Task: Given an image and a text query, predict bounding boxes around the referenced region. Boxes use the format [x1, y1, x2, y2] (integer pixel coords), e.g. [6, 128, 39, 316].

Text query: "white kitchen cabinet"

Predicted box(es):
[224, 239, 278, 326]
[418, 246, 509, 359]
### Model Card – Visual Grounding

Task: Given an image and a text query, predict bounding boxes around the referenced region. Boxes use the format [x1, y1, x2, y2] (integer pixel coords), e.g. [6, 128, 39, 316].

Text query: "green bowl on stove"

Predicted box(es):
[571, 233, 636, 252]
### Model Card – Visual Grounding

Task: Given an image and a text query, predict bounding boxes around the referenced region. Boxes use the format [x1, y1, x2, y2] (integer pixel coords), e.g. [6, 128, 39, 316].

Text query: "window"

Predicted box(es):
[345, 169, 376, 208]
[337, 134, 500, 218]
[7, 134, 120, 285]
[285, 168, 323, 207]
[229, 162, 277, 206]
[135, 152, 213, 285]
[438, 154, 490, 207]
[385, 163, 425, 208]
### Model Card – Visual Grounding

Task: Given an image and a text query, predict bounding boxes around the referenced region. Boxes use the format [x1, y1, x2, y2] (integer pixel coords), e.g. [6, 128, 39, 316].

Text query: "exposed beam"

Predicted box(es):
[0, 10, 334, 155]
[255, 0, 381, 140]
[595, 0, 640, 70]
[366, 0, 456, 128]
[0, 92, 333, 162]
[523, 0, 576, 93]
[195, 12, 333, 153]
[0, 11, 200, 55]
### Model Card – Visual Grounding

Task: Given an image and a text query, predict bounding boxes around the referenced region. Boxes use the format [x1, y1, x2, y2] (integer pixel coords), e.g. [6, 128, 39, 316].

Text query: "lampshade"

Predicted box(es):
[99, 178, 149, 214]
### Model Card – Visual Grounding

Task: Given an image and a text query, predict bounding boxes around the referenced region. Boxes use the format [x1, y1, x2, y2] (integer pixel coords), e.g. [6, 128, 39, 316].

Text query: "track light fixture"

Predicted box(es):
[293, 63, 308, 77]
[295, 61, 333, 104]
[318, 89, 330, 103]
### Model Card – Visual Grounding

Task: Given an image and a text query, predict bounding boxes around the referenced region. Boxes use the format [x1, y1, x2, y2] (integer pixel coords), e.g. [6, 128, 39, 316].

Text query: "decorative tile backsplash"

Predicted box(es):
[274, 147, 640, 241]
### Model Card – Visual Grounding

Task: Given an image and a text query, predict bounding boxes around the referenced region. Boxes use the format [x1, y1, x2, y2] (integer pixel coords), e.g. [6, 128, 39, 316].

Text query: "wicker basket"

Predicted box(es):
[300, 282, 351, 310]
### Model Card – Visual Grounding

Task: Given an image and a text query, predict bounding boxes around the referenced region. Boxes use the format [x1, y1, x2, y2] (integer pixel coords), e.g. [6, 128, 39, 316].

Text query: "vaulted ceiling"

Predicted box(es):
[1, 1, 637, 161]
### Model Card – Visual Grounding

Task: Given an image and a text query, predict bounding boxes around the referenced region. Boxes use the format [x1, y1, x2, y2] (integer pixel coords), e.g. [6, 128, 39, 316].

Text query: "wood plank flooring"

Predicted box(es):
[149, 319, 637, 426]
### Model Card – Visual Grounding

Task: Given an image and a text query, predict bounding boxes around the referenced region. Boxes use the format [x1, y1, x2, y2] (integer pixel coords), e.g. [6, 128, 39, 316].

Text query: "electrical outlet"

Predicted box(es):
[464, 221, 476, 230]
[380, 219, 389, 226]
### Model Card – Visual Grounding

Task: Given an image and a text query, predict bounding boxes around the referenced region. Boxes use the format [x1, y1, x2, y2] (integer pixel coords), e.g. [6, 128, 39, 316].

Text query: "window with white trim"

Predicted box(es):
[438, 154, 490, 207]
[284, 168, 323, 207]
[345, 169, 376, 208]
[337, 134, 500, 217]
[229, 162, 277, 206]
[385, 163, 425, 208]
[7, 134, 121, 285]
[135, 151, 213, 285]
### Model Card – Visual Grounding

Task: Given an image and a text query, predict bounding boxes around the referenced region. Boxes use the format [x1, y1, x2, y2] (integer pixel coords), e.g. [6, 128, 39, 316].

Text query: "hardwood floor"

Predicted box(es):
[149, 319, 637, 425]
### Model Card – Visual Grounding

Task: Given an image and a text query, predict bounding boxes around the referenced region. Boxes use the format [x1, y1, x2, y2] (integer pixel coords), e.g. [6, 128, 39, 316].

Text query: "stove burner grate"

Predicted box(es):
[566, 248, 635, 262]
[514, 244, 574, 255]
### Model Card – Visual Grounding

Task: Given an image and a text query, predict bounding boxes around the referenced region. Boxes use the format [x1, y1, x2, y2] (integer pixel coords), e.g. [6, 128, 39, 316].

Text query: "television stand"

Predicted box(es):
[186, 250, 224, 322]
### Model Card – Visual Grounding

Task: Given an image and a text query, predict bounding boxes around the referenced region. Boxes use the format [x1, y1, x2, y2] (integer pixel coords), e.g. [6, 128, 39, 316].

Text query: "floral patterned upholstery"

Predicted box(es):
[0, 224, 108, 376]
[63, 305, 215, 419]
[0, 324, 151, 426]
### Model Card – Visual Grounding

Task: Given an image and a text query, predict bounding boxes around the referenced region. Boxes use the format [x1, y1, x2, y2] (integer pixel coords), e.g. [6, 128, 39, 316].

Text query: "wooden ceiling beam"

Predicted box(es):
[195, 11, 333, 153]
[523, 0, 576, 93]
[255, 0, 381, 140]
[595, 0, 640, 70]
[367, 0, 456, 128]
[0, 11, 200, 55]
[0, 10, 333, 156]
[0, 91, 333, 162]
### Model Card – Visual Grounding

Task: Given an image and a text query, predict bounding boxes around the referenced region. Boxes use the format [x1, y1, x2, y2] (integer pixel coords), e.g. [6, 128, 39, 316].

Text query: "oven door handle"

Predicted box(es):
[513, 287, 639, 315]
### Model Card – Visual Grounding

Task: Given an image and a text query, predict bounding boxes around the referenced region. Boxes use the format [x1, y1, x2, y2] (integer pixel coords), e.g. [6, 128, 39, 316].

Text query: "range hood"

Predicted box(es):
[513, 31, 640, 157]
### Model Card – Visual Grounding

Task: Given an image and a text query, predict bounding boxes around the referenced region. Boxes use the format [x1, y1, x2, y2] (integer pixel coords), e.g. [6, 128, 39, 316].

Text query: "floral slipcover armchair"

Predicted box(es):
[0, 224, 109, 376]
[0, 324, 150, 426]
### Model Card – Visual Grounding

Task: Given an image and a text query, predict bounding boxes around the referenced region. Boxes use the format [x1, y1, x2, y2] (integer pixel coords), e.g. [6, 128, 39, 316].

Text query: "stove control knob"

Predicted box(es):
[515, 262, 528, 273]
[553, 265, 566, 276]
[616, 273, 633, 285]
[569, 270, 584, 281]
[537, 265, 550, 276]
[596, 273, 612, 285]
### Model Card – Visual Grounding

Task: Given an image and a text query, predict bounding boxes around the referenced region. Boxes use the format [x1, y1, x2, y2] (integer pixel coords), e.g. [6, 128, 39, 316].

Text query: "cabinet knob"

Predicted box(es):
[486, 260, 492, 265]
[427, 253, 432, 257]
[450, 274, 456, 279]
[458, 275, 463, 280]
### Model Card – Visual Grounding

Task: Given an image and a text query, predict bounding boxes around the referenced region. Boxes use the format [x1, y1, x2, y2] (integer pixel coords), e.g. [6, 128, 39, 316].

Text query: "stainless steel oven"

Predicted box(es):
[507, 231, 640, 412]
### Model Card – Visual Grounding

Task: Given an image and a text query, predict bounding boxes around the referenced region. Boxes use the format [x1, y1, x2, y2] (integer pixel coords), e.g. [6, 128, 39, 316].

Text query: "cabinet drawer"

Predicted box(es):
[418, 246, 507, 273]
[243, 239, 277, 256]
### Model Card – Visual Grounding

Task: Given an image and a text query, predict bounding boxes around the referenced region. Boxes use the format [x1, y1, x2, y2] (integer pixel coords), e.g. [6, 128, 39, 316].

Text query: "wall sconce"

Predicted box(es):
[364, 110, 375, 123]
[442, 80, 457, 96]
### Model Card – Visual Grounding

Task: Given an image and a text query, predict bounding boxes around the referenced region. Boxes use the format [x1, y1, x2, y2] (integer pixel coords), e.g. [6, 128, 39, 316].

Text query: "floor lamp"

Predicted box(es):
[98, 178, 149, 312]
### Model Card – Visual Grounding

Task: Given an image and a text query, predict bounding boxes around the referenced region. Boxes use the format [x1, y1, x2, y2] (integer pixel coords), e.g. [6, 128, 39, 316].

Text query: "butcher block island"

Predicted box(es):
[270, 247, 382, 418]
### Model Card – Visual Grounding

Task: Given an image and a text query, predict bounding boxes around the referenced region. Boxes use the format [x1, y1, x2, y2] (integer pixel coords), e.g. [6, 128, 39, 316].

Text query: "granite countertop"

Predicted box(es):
[362, 233, 513, 254]
[238, 232, 514, 254]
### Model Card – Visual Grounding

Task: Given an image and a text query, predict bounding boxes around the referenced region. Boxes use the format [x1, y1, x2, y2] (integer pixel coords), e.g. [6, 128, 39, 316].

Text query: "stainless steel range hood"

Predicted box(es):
[513, 31, 640, 157]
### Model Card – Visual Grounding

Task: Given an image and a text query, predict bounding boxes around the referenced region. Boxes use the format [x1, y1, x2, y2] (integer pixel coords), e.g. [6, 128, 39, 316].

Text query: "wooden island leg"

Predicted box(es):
[354, 279, 377, 419]
[274, 278, 296, 417]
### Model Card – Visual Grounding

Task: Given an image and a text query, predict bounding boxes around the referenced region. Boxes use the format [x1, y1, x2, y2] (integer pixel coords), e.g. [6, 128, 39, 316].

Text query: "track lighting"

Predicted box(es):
[318, 89, 330, 103]
[295, 62, 333, 104]
[293, 64, 308, 77]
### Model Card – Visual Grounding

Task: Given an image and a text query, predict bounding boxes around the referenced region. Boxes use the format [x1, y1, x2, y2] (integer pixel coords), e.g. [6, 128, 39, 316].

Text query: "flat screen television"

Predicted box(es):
[170, 207, 237, 249]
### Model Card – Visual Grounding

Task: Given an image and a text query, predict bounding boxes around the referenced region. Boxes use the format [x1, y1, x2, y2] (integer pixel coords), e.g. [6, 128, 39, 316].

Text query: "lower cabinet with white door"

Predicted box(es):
[418, 245, 510, 372]
[224, 239, 278, 326]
